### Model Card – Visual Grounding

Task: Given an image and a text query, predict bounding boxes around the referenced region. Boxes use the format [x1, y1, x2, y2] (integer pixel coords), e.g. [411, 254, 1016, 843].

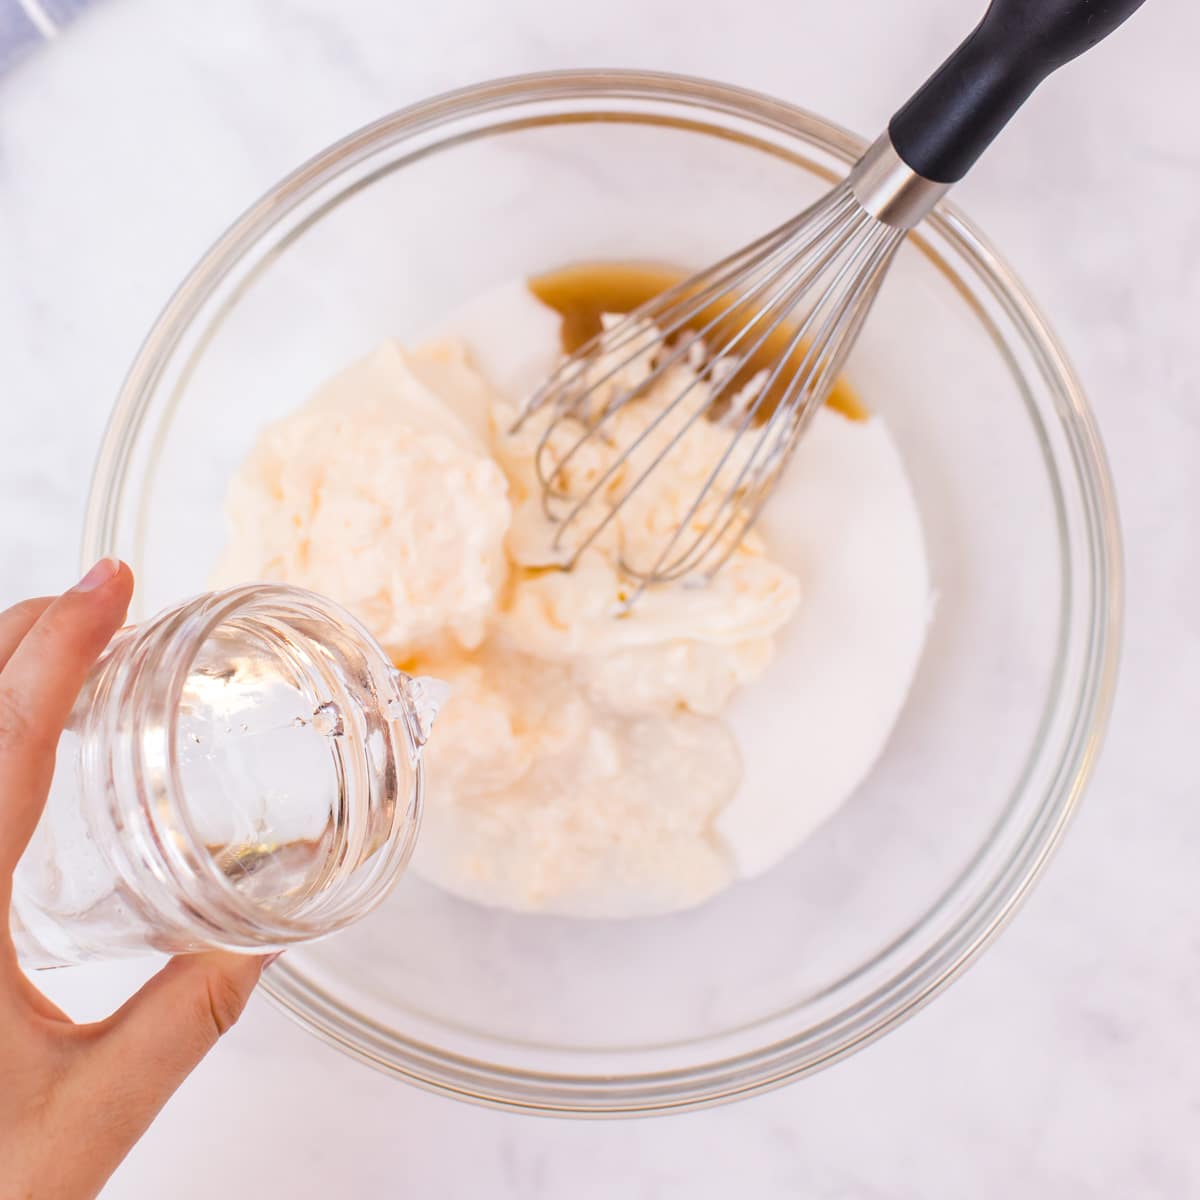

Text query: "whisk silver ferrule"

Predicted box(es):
[847, 134, 951, 230]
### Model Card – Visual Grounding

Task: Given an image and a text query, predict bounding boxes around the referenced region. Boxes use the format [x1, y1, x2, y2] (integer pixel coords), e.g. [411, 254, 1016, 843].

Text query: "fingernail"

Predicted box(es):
[261, 951, 283, 969]
[73, 557, 120, 593]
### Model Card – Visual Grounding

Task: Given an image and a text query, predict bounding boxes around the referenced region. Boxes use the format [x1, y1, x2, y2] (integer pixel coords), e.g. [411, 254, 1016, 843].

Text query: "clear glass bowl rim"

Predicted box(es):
[82, 69, 1123, 1116]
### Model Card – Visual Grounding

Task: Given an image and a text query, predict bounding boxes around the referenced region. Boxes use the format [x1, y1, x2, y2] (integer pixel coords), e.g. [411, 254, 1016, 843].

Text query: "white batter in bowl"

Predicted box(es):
[212, 281, 931, 916]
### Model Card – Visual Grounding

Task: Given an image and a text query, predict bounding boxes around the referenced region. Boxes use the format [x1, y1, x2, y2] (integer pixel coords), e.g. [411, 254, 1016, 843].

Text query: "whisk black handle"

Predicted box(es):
[889, 0, 1146, 184]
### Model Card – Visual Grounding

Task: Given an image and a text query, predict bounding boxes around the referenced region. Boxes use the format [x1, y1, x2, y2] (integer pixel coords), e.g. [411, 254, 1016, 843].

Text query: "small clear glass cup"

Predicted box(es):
[11, 585, 433, 968]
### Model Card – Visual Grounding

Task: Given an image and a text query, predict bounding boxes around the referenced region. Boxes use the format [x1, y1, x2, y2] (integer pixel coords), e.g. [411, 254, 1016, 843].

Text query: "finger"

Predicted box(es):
[0, 597, 53, 669]
[0, 559, 133, 871]
[24, 954, 266, 1200]
[79, 952, 267, 1136]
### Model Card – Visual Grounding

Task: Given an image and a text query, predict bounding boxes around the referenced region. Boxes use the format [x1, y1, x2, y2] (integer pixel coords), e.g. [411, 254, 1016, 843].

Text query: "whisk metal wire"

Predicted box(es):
[512, 140, 932, 605]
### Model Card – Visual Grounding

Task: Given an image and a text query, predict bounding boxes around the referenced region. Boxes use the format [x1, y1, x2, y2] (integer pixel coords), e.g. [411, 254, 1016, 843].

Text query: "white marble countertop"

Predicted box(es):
[2, 0, 1197, 1195]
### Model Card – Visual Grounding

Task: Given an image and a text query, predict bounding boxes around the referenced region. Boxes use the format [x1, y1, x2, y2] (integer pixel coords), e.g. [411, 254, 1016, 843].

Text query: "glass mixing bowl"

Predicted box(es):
[84, 71, 1122, 1115]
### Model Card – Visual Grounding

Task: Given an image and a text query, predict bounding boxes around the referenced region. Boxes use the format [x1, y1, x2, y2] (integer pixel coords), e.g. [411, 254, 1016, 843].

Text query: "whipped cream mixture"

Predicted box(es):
[214, 281, 931, 916]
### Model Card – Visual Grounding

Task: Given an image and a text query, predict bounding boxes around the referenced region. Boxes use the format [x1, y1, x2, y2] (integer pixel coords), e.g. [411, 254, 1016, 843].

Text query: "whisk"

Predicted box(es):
[516, 0, 1146, 602]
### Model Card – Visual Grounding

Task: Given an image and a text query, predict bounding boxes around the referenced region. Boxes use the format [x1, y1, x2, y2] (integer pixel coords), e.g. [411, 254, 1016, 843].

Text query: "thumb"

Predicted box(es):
[80, 952, 269, 1137]
[14, 955, 270, 1200]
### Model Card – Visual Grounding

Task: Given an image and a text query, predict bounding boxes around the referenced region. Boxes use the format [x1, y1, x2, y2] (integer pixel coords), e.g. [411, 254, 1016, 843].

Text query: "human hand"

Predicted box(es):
[0, 560, 270, 1200]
